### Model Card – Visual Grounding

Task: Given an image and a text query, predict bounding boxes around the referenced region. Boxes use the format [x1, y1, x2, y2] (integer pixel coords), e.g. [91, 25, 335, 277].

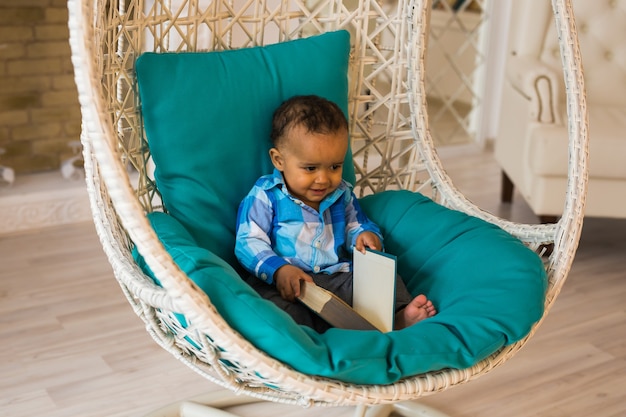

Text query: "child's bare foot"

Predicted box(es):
[394, 294, 436, 329]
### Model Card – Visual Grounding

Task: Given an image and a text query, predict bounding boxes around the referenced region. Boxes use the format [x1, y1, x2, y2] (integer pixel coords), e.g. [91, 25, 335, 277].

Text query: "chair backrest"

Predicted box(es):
[509, 0, 626, 106]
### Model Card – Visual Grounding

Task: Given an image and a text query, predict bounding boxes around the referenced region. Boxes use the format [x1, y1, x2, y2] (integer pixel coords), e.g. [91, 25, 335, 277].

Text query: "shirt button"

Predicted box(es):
[314, 241, 321, 248]
[313, 266, 321, 273]
[261, 273, 267, 281]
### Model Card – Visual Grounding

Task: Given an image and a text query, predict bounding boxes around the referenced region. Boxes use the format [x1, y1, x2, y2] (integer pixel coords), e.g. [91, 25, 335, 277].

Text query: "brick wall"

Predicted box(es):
[0, 0, 81, 174]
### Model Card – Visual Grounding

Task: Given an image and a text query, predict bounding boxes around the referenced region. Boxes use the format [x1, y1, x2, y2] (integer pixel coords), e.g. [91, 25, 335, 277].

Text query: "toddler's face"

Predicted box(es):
[270, 124, 348, 210]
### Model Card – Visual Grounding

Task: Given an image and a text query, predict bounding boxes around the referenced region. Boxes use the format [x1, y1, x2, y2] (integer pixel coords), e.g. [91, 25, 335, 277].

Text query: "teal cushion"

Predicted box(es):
[134, 191, 547, 385]
[135, 30, 354, 268]
[134, 31, 547, 384]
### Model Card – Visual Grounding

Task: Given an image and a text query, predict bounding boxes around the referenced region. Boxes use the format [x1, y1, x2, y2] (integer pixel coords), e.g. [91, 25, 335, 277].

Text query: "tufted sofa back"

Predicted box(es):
[542, 0, 626, 106]
[509, 0, 626, 107]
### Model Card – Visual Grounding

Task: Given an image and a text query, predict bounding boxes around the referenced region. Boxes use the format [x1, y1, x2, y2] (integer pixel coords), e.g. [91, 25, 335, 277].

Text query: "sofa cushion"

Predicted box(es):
[529, 106, 626, 179]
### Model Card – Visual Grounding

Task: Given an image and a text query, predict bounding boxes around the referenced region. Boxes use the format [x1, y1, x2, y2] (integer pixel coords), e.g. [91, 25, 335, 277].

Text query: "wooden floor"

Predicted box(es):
[1, 144, 625, 417]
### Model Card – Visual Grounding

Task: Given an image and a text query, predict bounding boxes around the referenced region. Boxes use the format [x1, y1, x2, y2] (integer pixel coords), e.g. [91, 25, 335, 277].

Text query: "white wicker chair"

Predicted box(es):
[67, 0, 588, 415]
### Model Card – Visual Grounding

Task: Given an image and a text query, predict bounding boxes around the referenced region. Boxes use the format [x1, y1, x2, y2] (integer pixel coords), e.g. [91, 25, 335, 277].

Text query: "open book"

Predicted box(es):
[297, 249, 397, 332]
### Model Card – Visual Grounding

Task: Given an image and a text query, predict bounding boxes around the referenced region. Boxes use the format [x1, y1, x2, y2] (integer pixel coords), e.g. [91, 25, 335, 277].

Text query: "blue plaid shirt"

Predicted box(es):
[235, 169, 382, 284]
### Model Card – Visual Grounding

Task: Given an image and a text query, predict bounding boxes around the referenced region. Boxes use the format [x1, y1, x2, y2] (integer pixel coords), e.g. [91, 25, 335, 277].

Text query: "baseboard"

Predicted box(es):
[0, 172, 91, 236]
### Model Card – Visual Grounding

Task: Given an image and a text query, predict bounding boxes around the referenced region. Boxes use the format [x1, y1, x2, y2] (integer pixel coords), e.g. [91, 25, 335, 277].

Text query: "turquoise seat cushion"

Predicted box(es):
[135, 30, 354, 268]
[133, 31, 547, 384]
[134, 191, 546, 385]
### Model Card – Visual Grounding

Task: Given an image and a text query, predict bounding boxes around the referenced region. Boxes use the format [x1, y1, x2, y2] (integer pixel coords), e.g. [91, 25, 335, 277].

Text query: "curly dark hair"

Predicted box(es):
[270, 95, 348, 147]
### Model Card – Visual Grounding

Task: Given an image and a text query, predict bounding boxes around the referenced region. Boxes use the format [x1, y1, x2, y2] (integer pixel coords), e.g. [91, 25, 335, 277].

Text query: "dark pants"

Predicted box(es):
[244, 271, 412, 333]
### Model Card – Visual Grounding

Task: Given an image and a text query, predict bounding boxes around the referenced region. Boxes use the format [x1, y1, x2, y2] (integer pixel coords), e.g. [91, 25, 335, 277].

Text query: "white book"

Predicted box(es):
[297, 248, 397, 332]
[352, 249, 397, 332]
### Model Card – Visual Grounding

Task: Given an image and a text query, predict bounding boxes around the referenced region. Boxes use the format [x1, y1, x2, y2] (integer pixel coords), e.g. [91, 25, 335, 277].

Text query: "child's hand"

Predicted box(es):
[274, 265, 314, 302]
[355, 231, 382, 254]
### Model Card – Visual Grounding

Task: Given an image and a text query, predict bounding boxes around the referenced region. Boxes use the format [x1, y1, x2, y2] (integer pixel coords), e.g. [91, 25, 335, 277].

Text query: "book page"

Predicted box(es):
[352, 249, 396, 332]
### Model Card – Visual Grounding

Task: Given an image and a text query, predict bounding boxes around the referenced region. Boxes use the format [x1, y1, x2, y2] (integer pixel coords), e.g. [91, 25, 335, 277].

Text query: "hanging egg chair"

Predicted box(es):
[67, 0, 588, 415]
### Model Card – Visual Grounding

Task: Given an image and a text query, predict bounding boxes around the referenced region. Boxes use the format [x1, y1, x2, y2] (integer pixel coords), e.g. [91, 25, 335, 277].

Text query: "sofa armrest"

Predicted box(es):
[506, 55, 562, 125]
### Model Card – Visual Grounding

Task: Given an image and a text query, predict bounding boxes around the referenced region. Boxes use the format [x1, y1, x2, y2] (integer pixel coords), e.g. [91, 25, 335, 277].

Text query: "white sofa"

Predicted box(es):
[494, 0, 626, 221]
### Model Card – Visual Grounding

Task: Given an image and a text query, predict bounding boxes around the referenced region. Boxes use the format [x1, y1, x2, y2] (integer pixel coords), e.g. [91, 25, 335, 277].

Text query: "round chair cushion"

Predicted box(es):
[135, 190, 546, 385]
[133, 29, 546, 384]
